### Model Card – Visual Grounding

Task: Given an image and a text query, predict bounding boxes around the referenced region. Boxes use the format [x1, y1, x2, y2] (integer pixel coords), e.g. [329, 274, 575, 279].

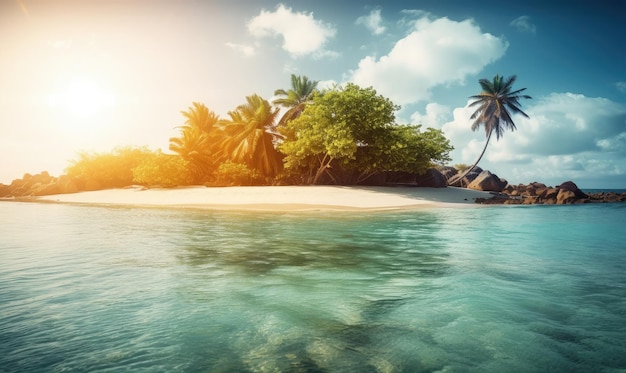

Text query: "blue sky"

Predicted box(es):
[1, 0, 625, 187]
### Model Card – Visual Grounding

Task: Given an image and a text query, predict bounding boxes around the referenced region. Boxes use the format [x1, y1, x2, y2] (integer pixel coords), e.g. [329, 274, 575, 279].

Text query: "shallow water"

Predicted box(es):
[1, 202, 625, 372]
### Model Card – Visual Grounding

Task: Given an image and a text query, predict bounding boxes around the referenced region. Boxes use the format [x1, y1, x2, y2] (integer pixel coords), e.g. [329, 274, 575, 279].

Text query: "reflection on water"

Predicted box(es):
[177, 213, 449, 276]
[1, 203, 625, 372]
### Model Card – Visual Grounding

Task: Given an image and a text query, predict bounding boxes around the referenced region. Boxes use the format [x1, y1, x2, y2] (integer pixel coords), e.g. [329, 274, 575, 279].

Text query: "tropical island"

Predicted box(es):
[1, 75, 624, 208]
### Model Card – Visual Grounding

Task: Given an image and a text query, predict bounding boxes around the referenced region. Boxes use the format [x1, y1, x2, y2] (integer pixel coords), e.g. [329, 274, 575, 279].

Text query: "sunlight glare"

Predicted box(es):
[46, 76, 116, 117]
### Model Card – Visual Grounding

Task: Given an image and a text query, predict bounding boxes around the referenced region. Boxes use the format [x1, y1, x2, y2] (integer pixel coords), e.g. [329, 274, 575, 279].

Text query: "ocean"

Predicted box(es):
[1, 201, 625, 372]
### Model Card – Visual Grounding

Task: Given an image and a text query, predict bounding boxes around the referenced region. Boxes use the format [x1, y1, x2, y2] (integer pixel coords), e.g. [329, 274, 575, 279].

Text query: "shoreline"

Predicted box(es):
[17, 186, 496, 212]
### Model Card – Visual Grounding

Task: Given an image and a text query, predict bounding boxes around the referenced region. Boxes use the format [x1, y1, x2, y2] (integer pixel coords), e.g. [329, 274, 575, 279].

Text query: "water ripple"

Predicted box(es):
[1, 203, 625, 371]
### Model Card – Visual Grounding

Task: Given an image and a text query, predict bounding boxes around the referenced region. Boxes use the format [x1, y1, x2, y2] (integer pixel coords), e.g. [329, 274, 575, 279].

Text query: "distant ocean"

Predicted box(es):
[583, 189, 626, 194]
[1, 201, 625, 372]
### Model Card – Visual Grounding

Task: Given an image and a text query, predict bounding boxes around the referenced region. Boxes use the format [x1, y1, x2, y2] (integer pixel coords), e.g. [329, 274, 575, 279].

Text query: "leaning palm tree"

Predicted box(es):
[456, 74, 531, 182]
[220, 94, 283, 177]
[273, 74, 319, 129]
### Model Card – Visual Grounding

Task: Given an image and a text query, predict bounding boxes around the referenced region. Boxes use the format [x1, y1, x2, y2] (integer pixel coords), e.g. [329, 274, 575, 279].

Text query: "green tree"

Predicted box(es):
[273, 74, 319, 129]
[214, 161, 262, 186]
[220, 94, 283, 178]
[279, 83, 400, 184]
[169, 102, 221, 183]
[459, 74, 531, 180]
[66, 146, 153, 190]
[132, 150, 193, 187]
[384, 125, 453, 172]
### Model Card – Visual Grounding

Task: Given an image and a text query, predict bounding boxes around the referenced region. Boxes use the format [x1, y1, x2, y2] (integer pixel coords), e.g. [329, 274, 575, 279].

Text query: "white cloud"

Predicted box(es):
[349, 15, 508, 105]
[247, 4, 336, 58]
[438, 93, 626, 185]
[315, 79, 337, 91]
[410, 103, 451, 127]
[225, 42, 255, 57]
[510, 16, 536, 34]
[616, 81, 626, 93]
[356, 8, 386, 35]
[597, 132, 626, 153]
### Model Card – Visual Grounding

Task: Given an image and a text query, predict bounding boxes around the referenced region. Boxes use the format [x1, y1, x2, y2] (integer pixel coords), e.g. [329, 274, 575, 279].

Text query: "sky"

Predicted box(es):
[1, 0, 625, 188]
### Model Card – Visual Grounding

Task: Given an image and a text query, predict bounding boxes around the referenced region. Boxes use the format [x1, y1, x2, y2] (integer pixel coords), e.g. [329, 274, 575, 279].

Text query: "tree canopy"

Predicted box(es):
[279, 83, 452, 184]
[457, 74, 531, 181]
[64, 76, 456, 188]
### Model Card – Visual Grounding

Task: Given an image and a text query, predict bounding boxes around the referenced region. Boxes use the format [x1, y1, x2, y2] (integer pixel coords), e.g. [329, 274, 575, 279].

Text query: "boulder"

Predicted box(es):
[33, 183, 61, 196]
[0, 184, 11, 198]
[556, 189, 577, 204]
[467, 170, 507, 192]
[0, 173, 81, 197]
[415, 168, 447, 188]
[447, 171, 477, 187]
[539, 188, 559, 200]
[438, 166, 458, 181]
[556, 181, 588, 199]
[56, 175, 79, 194]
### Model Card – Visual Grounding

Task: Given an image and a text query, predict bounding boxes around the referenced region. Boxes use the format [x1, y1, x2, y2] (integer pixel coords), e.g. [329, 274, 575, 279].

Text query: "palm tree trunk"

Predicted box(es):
[455, 129, 493, 186]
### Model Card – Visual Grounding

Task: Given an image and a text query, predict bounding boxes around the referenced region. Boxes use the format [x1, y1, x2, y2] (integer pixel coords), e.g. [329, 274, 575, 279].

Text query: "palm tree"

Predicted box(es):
[273, 74, 319, 129]
[180, 102, 220, 133]
[456, 74, 531, 182]
[220, 94, 283, 177]
[169, 102, 221, 182]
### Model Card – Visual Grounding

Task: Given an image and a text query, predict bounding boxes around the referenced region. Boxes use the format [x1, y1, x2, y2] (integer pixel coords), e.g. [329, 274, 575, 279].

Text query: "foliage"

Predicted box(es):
[279, 83, 451, 184]
[63, 79, 459, 189]
[273, 74, 319, 128]
[453, 163, 471, 172]
[132, 151, 193, 187]
[469, 75, 531, 139]
[280, 83, 398, 183]
[458, 74, 531, 180]
[384, 125, 453, 171]
[169, 102, 222, 183]
[220, 94, 283, 178]
[214, 161, 262, 186]
[66, 146, 153, 190]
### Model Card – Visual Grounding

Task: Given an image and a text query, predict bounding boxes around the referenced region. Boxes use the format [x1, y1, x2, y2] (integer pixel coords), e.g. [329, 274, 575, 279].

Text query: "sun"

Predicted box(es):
[47, 75, 115, 117]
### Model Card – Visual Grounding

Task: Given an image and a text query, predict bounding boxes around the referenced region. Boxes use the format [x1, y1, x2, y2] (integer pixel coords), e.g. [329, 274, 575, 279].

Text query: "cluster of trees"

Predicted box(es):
[66, 75, 454, 188]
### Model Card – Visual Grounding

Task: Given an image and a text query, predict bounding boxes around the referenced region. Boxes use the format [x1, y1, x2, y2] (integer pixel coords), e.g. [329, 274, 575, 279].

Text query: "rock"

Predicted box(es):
[446, 167, 483, 187]
[556, 181, 588, 199]
[33, 182, 62, 196]
[539, 188, 559, 200]
[467, 170, 507, 192]
[415, 168, 447, 188]
[56, 175, 79, 194]
[586, 191, 626, 203]
[382, 168, 447, 187]
[0, 172, 81, 197]
[447, 171, 476, 187]
[556, 189, 577, 204]
[438, 166, 458, 181]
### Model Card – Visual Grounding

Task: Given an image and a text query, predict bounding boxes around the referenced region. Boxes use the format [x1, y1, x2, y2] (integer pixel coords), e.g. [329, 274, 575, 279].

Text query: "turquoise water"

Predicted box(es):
[1, 202, 625, 372]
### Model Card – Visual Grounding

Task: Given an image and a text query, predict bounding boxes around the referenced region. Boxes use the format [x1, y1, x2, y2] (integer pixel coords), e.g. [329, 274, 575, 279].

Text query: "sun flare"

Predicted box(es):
[47, 76, 115, 117]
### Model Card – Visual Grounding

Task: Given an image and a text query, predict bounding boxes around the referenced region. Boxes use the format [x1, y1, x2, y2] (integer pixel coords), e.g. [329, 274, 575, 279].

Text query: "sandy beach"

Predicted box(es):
[34, 186, 494, 211]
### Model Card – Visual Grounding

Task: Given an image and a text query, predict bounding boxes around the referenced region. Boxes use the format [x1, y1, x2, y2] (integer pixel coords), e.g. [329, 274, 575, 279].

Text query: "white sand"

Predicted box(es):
[35, 186, 494, 211]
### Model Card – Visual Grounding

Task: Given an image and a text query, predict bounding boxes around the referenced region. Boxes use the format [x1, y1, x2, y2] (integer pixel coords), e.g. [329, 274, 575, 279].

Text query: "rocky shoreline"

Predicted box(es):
[475, 181, 626, 205]
[439, 166, 626, 204]
[1, 169, 625, 205]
